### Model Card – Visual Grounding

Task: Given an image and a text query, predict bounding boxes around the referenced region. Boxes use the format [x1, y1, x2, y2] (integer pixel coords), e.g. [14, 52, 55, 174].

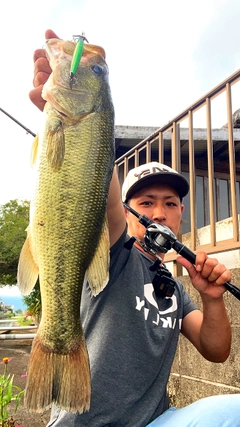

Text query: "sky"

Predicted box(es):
[1, 0, 240, 206]
[0, 285, 27, 311]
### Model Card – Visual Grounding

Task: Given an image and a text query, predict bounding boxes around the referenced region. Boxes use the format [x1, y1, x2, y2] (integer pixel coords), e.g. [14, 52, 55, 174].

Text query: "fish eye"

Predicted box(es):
[91, 65, 103, 76]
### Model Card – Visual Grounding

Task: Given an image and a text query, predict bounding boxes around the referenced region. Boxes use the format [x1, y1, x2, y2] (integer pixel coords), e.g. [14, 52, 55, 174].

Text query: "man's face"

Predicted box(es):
[125, 184, 184, 252]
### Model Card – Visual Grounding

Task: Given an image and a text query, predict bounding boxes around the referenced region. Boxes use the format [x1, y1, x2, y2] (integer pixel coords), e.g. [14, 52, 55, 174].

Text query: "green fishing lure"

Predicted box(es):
[69, 34, 88, 89]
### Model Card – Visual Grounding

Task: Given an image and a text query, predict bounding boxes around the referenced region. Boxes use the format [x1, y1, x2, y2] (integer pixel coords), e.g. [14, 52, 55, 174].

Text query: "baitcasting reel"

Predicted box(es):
[123, 203, 240, 301]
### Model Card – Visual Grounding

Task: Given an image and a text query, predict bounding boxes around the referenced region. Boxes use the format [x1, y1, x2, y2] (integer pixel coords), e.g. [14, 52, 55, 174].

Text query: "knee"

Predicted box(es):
[191, 394, 240, 426]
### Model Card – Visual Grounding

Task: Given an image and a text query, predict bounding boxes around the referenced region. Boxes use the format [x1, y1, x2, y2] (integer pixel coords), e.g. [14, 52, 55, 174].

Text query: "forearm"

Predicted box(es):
[178, 252, 232, 362]
[199, 294, 231, 362]
[107, 167, 126, 247]
[107, 167, 122, 212]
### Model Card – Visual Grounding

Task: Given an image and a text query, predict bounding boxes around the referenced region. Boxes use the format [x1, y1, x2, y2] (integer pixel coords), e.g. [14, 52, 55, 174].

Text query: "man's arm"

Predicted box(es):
[180, 252, 231, 362]
[107, 168, 126, 247]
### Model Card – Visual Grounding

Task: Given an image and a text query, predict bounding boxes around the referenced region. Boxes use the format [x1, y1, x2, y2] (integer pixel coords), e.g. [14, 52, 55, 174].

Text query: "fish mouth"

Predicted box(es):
[44, 90, 90, 121]
[43, 90, 68, 117]
[45, 97, 67, 117]
[57, 110, 67, 118]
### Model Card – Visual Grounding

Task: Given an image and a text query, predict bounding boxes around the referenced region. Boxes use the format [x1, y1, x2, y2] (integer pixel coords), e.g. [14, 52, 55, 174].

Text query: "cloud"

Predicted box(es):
[0, 285, 21, 297]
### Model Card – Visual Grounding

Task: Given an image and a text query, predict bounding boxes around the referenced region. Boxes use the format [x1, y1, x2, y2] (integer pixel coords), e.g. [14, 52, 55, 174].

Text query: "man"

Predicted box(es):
[30, 30, 240, 427]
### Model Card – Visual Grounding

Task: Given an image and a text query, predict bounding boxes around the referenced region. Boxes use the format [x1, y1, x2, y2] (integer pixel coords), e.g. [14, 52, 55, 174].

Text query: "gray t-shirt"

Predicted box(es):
[47, 231, 197, 427]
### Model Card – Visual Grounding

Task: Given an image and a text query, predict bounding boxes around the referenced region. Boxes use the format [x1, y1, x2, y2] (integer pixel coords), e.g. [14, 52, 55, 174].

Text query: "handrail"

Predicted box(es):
[115, 67, 240, 272]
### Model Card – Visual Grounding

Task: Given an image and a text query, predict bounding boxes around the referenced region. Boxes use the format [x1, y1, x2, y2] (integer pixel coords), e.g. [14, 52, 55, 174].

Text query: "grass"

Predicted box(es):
[13, 315, 34, 327]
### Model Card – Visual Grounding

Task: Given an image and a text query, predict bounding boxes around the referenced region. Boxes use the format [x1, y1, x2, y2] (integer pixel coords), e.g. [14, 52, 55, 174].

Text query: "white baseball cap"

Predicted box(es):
[122, 162, 189, 202]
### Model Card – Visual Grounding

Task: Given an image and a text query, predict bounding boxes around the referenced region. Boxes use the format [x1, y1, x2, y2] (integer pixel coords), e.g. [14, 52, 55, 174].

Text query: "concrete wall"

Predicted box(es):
[168, 268, 240, 407]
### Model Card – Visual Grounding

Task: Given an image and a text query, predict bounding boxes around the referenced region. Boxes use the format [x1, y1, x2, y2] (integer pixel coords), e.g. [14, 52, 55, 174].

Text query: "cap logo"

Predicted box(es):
[134, 165, 173, 180]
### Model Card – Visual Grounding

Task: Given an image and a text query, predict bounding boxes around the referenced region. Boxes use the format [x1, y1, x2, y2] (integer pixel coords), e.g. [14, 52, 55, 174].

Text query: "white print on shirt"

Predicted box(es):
[135, 283, 182, 329]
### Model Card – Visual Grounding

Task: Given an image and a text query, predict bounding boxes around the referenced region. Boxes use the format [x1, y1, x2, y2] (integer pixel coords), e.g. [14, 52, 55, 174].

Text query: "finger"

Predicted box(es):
[195, 251, 208, 272]
[45, 29, 59, 40]
[207, 263, 231, 284]
[33, 57, 52, 88]
[29, 30, 59, 113]
[199, 257, 219, 279]
[200, 257, 230, 283]
[33, 48, 46, 63]
[215, 268, 231, 285]
[34, 71, 50, 89]
[176, 256, 198, 279]
[176, 255, 193, 271]
[29, 86, 46, 112]
[34, 56, 52, 75]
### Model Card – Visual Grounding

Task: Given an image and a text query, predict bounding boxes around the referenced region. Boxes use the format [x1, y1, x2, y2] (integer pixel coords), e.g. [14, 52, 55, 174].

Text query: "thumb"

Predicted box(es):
[45, 29, 60, 40]
[176, 255, 197, 278]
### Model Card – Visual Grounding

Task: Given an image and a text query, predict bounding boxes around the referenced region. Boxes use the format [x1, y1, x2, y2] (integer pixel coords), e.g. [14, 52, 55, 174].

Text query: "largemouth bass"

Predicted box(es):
[17, 38, 115, 413]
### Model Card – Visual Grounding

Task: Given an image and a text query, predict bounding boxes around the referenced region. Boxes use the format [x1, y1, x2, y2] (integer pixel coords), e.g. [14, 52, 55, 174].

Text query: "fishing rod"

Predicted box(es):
[0, 107, 36, 137]
[123, 202, 240, 301]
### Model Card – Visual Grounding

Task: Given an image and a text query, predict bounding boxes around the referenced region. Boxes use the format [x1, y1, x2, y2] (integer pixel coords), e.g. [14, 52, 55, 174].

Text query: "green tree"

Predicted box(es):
[0, 199, 29, 285]
[23, 281, 42, 324]
[0, 199, 42, 321]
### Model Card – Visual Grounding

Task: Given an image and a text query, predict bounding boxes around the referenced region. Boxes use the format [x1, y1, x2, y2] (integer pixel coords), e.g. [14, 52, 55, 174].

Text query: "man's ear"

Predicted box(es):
[124, 206, 129, 218]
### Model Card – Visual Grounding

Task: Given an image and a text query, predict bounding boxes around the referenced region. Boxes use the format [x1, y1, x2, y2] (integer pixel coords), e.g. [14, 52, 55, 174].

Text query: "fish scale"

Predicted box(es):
[17, 38, 115, 413]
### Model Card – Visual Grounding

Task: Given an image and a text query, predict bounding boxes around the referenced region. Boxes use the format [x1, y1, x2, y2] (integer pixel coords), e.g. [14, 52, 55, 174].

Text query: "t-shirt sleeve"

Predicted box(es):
[178, 281, 198, 317]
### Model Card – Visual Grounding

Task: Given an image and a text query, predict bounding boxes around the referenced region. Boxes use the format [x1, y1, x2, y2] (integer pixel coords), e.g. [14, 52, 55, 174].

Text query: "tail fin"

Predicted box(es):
[24, 334, 91, 413]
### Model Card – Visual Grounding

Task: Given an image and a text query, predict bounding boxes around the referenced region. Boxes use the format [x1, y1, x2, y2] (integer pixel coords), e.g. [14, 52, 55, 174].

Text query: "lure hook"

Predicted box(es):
[69, 33, 89, 89]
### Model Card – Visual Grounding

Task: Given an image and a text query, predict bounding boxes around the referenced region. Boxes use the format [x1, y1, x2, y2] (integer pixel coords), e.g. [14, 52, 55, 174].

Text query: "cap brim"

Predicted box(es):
[125, 172, 189, 201]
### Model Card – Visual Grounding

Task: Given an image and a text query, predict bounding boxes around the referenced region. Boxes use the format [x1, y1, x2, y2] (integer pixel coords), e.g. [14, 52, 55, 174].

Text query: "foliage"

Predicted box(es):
[14, 310, 22, 315]
[0, 358, 24, 426]
[13, 315, 33, 327]
[22, 281, 41, 323]
[0, 199, 42, 322]
[0, 200, 29, 285]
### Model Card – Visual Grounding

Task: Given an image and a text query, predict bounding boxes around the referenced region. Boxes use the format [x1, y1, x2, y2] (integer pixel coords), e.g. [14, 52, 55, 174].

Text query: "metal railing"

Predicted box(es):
[0, 325, 37, 339]
[115, 68, 240, 275]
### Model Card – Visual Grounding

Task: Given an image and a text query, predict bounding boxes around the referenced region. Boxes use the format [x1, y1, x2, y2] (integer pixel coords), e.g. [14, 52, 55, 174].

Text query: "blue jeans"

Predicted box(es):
[147, 394, 240, 427]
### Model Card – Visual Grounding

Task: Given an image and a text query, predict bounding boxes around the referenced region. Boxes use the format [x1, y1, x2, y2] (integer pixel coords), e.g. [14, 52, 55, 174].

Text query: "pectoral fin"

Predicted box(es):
[46, 118, 65, 170]
[17, 234, 39, 296]
[86, 217, 110, 296]
[31, 135, 39, 167]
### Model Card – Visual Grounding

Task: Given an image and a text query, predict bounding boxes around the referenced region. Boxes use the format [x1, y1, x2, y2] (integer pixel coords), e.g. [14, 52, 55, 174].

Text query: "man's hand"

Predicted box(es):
[177, 251, 231, 299]
[29, 30, 59, 111]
